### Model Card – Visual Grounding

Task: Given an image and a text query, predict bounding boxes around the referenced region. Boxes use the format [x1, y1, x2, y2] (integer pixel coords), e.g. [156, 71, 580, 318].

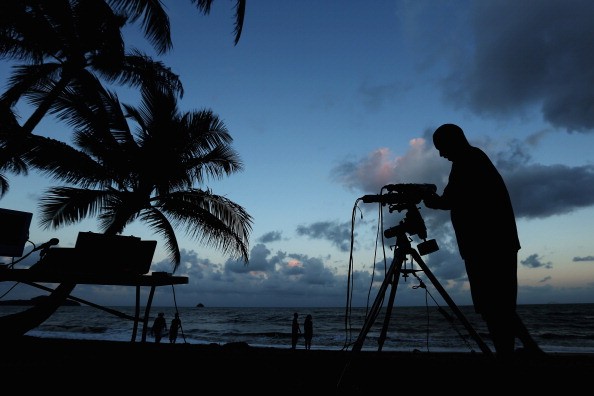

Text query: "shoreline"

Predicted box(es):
[18, 330, 594, 355]
[3, 336, 594, 391]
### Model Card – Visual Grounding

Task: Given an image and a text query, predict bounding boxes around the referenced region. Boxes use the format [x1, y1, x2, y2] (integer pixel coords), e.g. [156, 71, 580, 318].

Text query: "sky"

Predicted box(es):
[1, 0, 594, 309]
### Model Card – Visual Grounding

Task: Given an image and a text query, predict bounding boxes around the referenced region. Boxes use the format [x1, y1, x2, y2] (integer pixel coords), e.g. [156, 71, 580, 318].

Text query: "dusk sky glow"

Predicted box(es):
[2, 0, 594, 308]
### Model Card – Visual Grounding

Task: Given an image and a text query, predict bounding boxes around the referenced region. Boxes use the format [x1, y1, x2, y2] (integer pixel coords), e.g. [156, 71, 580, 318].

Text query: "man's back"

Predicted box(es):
[444, 145, 520, 258]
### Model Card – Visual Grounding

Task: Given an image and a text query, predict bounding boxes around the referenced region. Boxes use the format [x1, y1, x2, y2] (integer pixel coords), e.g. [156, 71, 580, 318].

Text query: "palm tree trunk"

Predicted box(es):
[21, 76, 71, 135]
[0, 282, 76, 337]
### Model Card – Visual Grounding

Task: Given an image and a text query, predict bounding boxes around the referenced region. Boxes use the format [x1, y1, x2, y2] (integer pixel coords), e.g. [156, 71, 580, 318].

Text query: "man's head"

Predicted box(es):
[432, 123, 471, 161]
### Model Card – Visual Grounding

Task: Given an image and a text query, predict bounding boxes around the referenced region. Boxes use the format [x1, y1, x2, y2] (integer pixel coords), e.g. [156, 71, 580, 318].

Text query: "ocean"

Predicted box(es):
[1, 303, 593, 354]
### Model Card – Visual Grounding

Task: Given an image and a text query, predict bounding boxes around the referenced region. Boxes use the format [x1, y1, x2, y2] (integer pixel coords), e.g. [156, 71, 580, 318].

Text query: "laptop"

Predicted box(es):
[33, 232, 157, 275]
[74, 232, 157, 275]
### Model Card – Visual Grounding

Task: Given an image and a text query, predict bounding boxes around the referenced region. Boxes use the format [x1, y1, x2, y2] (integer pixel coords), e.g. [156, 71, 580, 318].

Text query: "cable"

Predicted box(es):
[342, 188, 392, 351]
[342, 200, 360, 350]
[6, 240, 36, 268]
[170, 283, 187, 344]
[0, 281, 20, 300]
[410, 271, 475, 353]
[339, 192, 392, 389]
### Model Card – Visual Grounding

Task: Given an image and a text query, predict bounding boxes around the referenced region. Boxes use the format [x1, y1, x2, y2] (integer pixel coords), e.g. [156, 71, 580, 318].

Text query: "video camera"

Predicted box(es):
[360, 183, 438, 255]
[360, 183, 436, 208]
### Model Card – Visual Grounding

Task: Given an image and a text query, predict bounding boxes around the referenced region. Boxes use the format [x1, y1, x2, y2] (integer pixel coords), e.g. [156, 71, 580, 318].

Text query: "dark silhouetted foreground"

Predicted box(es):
[1, 337, 593, 392]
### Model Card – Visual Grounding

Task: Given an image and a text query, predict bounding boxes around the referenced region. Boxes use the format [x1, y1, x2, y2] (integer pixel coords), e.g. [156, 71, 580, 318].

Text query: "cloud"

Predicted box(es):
[257, 231, 283, 244]
[573, 256, 594, 262]
[357, 81, 411, 110]
[539, 276, 552, 283]
[521, 254, 553, 269]
[295, 221, 355, 252]
[331, 134, 445, 193]
[154, 244, 378, 307]
[333, 134, 594, 222]
[444, 0, 594, 132]
[506, 163, 594, 218]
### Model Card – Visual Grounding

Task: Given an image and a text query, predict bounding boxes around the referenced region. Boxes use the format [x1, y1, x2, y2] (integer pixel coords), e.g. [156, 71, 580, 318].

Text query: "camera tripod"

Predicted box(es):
[351, 227, 493, 356]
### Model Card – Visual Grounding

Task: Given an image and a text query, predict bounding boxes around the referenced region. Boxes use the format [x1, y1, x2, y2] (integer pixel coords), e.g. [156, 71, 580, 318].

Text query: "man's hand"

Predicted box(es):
[423, 192, 441, 209]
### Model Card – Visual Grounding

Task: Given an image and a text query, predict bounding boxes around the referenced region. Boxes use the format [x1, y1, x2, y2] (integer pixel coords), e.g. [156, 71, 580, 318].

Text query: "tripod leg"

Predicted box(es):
[410, 249, 493, 356]
[352, 249, 405, 353]
[377, 259, 401, 351]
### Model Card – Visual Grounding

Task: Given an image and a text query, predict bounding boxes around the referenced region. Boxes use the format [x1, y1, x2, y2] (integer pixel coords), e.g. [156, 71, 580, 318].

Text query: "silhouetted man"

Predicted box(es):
[423, 123, 544, 360]
[291, 312, 301, 349]
[150, 312, 167, 343]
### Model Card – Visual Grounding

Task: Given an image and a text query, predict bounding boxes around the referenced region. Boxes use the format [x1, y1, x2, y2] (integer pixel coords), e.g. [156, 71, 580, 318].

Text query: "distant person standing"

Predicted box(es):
[150, 312, 167, 343]
[169, 312, 182, 343]
[303, 314, 313, 350]
[291, 312, 301, 349]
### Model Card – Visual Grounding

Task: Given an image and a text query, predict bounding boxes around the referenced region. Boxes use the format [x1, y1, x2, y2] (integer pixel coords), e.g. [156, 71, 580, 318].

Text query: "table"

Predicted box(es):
[0, 268, 189, 342]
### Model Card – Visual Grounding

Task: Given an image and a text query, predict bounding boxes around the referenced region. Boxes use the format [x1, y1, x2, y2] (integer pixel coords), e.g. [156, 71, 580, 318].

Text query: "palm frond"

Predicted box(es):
[0, 133, 29, 175]
[192, 0, 245, 46]
[183, 109, 233, 150]
[138, 208, 181, 270]
[52, 73, 130, 140]
[23, 136, 114, 189]
[38, 186, 111, 229]
[181, 145, 242, 187]
[0, 173, 10, 198]
[232, 0, 245, 46]
[0, 0, 54, 63]
[113, 49, 184, 98]
[98, 192, 144, 235]
[1, 63, 61, 106]
[107, 0, 172, 55]
[161, 189, 252, 264]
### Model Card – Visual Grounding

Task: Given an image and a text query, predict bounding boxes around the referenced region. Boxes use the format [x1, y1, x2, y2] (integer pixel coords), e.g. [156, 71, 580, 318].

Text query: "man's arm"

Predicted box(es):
[425, 183, 458, 210]
[423, 191, 448, 210]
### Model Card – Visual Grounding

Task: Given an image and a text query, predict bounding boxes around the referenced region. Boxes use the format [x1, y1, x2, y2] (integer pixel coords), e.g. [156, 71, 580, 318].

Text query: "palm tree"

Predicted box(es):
[0, 78, 252, 338]
[0, 0, 184, 198]
[0, 120, 28, 198]
[35, 78, 252, 270]
[0, 0, 245, 197]
[108, 0, 246, 49]
[0, 0, 184, 136]
[0, 0, 245, 136]
[0, 0, 249, 337]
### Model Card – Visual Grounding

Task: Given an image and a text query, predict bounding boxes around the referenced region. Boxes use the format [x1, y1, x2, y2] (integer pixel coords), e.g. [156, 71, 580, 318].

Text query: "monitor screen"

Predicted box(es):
[0, 208, 33, 257]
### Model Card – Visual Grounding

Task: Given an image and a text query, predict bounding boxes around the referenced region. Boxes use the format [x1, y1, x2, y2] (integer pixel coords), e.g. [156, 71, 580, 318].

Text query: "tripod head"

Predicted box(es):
[360, 183, 439, 255]
[383, 204, 438, 255]
[384, 204, 427, 239]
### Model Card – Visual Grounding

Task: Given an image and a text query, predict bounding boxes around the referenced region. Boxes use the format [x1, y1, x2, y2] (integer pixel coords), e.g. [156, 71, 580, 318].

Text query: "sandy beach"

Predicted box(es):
[2, 336, 594, 393]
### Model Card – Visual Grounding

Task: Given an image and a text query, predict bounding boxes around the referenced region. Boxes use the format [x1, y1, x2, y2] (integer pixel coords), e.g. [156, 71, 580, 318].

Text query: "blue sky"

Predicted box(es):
[2, 0, 594, 308]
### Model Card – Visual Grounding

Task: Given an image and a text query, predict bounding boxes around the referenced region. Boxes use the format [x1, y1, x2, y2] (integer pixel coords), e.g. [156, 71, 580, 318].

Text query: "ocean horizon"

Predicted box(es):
[2, 303, 593, 354]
